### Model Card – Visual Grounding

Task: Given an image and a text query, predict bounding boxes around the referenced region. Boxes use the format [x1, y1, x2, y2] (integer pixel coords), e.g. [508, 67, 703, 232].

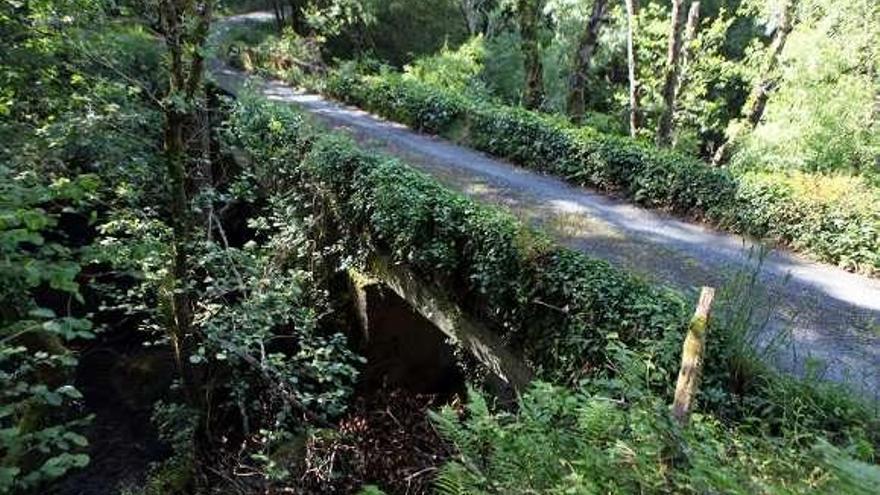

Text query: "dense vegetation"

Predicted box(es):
[319, 67, 880, 274]
[3, 1, 362, 492]
[226, 93, 880, 493]
[2, 0, 880, 494]
[221, 0, 880, 275]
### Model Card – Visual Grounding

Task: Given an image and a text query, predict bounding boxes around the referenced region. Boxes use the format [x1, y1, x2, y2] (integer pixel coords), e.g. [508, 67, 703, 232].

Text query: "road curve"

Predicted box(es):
[210, 13, 880, 399]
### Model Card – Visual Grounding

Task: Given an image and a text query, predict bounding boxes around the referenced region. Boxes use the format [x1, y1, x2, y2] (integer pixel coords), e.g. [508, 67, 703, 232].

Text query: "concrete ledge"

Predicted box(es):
[359, 255, 534, 390]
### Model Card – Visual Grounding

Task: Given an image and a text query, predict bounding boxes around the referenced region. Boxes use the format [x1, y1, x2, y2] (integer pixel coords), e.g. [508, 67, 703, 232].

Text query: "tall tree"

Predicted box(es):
[874, 78, 880, 171]
[656, 0, 690, 145]
[566, 0, 609, 122]
[460, 0, 495, 35]
[267, 0, 309, 34]
[625, 0, 641, 137]
[270, 0, 286, 30]
[156, 0, 213, 408]
[712, 0, 797, 165]
[288, 0, 309, 34]
[672, 0, 700, 145]
[518, 0, 545, 109]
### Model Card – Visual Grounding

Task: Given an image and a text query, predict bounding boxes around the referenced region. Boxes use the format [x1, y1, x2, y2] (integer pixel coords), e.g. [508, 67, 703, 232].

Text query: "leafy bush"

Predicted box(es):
[432, 384, 880, 494]
[223, 27, 324, 86]
[212, 17, 276, 69]
[87, 94, 365, 490]
[732, 171, 880, 272]
[480, 30, 527, 105]
[193, 239, 361, 421]
[403, 37, 487, 96]
[0, 167, 99, 492]
[327, 70, 468, 134]
[0, 13, 173, 492]
[319, 67, 880, 276]
[731, 0, 880, 179]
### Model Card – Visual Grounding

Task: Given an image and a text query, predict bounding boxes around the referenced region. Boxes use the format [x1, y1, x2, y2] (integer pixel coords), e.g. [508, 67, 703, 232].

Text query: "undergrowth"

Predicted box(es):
[431, 384, 880, 494]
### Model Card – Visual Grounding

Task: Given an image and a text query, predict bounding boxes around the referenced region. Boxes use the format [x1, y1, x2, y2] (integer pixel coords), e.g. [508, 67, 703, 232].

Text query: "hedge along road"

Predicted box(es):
[210, 13, 880, 398]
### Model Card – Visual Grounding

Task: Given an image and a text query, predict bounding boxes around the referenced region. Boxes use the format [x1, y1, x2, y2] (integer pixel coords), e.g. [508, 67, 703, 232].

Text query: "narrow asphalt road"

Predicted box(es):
[210, 13, 880, 398]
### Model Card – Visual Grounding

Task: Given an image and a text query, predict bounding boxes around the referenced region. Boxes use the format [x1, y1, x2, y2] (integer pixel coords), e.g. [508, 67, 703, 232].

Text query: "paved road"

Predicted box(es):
[210, 13, 880, 398]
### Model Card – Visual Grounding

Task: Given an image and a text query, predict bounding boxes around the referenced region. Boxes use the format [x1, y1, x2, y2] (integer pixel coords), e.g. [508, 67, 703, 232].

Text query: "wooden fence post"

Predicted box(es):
[671, 286, 716, 424]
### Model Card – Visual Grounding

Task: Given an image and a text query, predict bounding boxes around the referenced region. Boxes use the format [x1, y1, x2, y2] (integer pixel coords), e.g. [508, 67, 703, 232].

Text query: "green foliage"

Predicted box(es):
[224, 26, 324, 86]
[7, 5, 355, 490]
[227, 0, 880, 181]
[225, 96, 687, 384]
[668, 3, 751, 154]
[95, 97, 362, 490]
[0, 167, 98, 492]
[224, 96, 880, 483]
[189, 218, 362, 424]
[0, 3, 173, 489]
[354, 0, 470, 66]
[85, 98, 363, 489]
[213, 17, 276, 69]
[733, 0, 880, 178]
[356, 485, 388, 495]
[2, 16, 165, 207]
[403, 37, 488, 96]
[221, 0, 880, 271]
[320, 66, 880, 275]
[732, 172, 880, 272]
[481, 30, 527, 104]
[541, 0, 624, 114]
[326, 69, 468, 134]
[431, 383, 877, 494]
[815, 439, 880, 495]
[0, 0, 106, 124]
[465, 0, 879, 180]
[224, 95, 876, 426]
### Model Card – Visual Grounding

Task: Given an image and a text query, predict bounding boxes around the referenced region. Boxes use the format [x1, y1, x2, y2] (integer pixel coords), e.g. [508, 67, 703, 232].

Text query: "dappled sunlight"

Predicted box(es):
[7, 2, 880, 493]
[210, 52, 880, 400]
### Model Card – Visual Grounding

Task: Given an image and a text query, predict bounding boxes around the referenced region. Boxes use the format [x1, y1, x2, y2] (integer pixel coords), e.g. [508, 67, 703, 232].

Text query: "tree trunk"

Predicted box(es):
[270, 0, 283, 31]
[671, 286, 715, 425]
[671, 0, 700, 146]
[461, 0, 490, 35]
[461, 0, 479, 35]
[874, 83, 880, 173]
[288, 0, 308, 34]
[656, 0, 689, 146]
[625, 0, 640, 138]
[518, 0, 545, 110]
[744, 4, 794, 129]
[566, 0, 608, 122]
[164, 109, 197, 406]
[157, 0, 213, 409]
[712, 0, 796, 166]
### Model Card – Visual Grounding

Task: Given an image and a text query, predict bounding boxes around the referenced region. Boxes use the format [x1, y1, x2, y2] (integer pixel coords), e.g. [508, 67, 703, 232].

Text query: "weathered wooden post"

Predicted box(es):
[671, 286, 716, 424]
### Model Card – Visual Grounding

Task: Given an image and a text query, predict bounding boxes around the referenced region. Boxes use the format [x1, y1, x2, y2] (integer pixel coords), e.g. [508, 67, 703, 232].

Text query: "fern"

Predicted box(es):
[431, 382, 880, 494]
[434, 462, 481, 495]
